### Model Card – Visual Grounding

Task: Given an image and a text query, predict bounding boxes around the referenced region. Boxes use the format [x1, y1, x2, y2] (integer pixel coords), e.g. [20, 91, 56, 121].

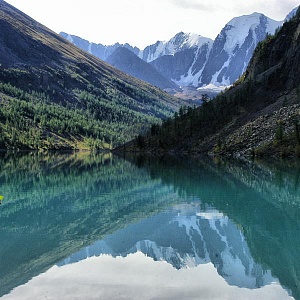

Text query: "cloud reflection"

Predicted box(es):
[1, 253, 292, 300]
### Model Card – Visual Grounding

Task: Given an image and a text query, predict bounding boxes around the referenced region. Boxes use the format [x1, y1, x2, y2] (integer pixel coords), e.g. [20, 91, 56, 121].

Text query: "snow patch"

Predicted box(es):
[66, 34, 74, 43]
[197, 84, 229, 93]
[88, 42, 92, 54]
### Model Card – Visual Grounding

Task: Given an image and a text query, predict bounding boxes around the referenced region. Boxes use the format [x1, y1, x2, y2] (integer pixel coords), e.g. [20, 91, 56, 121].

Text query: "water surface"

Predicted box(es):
[0, 153, 299, 299]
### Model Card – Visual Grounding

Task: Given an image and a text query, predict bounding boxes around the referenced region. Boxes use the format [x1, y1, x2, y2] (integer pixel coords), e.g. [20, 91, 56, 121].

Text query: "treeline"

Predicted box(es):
[0, 81, 163, 150]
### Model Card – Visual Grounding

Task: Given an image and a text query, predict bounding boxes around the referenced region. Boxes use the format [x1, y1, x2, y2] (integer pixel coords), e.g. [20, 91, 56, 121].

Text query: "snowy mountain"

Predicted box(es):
[60, 32, 207, 92]
[60, 11, 285, 90]
[198, 13, 282, 87]
[150, 13, 282, 88]
[150, 37, 213, 87]
[58, 204, 278, 290]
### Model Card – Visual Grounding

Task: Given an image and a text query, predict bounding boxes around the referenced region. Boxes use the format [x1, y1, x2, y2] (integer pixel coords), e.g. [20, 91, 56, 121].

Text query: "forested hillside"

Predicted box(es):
[0, 0, 183, 150]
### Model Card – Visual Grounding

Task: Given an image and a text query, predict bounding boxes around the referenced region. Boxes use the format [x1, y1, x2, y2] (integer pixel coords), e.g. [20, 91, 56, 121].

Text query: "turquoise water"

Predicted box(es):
[0, 153, 299, 299]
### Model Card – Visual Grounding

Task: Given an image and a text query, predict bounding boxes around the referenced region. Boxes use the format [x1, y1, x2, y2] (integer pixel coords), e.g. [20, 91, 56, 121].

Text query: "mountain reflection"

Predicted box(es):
[129, 156, 300, 299]
[58, 203, 277, 290]
[0, 153, 299, 299]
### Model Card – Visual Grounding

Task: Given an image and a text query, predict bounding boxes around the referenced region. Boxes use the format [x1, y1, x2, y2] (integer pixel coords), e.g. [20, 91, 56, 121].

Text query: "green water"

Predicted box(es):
[0, 153, 299, 299]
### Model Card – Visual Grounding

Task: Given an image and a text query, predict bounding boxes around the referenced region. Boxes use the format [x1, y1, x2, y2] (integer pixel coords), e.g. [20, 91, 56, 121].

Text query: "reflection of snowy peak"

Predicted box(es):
[58, 205, 276, 289]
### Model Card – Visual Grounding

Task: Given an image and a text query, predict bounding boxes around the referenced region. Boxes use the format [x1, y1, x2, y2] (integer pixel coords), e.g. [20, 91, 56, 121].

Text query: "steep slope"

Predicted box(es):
[0, 0, 183, 150]
[106, 47, 180, 91]
[127, 8, 300, 157]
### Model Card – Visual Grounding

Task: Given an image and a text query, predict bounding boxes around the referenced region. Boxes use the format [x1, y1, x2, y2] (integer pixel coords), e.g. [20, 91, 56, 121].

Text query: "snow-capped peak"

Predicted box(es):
[140, 32, 213, 62]
[223, 13, 282, 53]
[169, 32, 212, 49]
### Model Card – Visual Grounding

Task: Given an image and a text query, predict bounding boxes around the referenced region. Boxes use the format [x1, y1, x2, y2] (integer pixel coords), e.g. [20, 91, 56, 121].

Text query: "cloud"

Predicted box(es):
[171, 0, 211, 11]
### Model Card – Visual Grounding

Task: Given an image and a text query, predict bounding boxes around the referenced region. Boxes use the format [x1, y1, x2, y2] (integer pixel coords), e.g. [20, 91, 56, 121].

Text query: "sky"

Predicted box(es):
[4, 0, 300, 49]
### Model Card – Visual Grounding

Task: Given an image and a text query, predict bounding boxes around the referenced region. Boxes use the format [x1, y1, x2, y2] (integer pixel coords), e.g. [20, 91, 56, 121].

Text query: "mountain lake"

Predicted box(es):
[0, 152, 299, 300]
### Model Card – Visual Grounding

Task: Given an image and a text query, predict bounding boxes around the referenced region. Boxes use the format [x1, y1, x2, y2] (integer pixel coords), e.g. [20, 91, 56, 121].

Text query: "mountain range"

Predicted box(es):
[0, 0, 299, 155]
[61, 10, 296, 92]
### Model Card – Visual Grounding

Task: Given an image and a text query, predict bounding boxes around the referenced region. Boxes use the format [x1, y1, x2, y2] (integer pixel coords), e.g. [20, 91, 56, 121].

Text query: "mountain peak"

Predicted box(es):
[141, 32, 212, 62]
[225, 13, 282, 50]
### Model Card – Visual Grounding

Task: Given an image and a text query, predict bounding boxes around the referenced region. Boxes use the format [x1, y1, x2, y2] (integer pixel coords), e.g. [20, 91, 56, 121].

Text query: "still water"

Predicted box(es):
[0, 152, 299, 299]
